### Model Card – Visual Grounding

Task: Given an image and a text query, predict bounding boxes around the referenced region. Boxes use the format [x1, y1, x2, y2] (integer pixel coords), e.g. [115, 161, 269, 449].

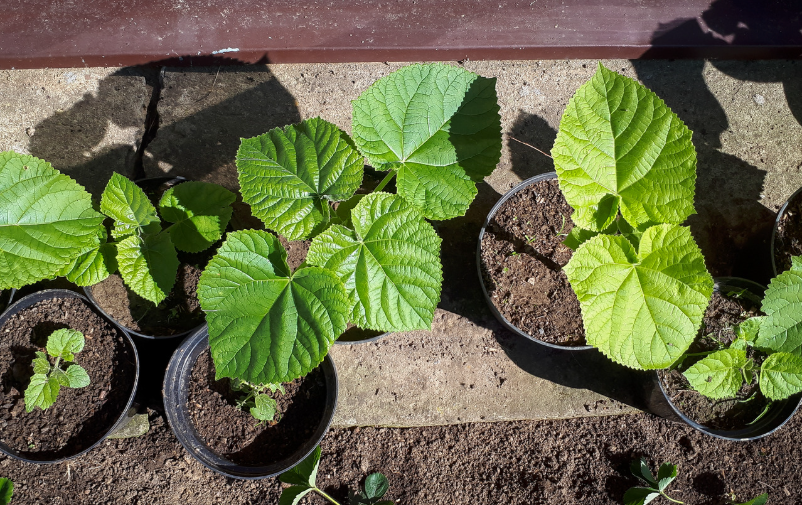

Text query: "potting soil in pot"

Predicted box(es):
[188, 349, 327, 466]
[89, 264, 204, 336]
[0, 297, 136, 459]
[774, 191, 802, 273]
[658, 291, 770, 430]
[480, 179, 585, 346]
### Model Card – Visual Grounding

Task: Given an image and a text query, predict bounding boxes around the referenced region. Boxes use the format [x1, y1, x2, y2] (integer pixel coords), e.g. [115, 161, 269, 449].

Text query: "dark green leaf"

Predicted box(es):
[656, 462, 677, 492]
[630, 458, 657, 487]
[278, 486, 314, 505]
[736, 493, 769, 505]
[364, 473, 389, 499]
[0, 477, 12, 505]
[280, 446, 321, 488]
[623, 487, 660, 505]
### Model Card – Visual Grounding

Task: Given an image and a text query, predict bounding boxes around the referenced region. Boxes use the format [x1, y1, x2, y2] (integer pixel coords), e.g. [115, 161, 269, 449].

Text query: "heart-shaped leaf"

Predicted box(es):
[756, 256, 802, 355]
[65, 364, 90, 389]
[116, 232, 179, 305]
[683, 349, 747, 400]
[101, 173, 160, 239]
[46, 329, 85, 360]
[759, 352, 802, 401]
[159, 181, 235, 253]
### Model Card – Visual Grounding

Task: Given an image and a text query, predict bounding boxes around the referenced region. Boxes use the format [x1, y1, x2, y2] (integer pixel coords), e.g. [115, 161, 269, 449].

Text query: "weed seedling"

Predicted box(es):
[279, 446, 392, 505]
[230, 378, 285, 425]
[24, 329, 90, 412]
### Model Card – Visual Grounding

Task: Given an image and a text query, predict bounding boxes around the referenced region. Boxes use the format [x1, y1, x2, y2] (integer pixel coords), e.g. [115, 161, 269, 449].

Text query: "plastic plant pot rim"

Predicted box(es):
[334, 330, 390, 345]
[770, 184, 802, 277]
[0, 289, 140, 463]
[476, 171, 592, 351]
[162, 325, 338, 480]
[657, 277, 802, 441]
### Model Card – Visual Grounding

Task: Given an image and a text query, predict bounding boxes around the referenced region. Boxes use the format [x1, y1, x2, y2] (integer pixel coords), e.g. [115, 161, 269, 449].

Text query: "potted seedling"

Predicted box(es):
[771, 184, 802, 275]
[163, 63, 501, 478]
[658, 264, 802, 439]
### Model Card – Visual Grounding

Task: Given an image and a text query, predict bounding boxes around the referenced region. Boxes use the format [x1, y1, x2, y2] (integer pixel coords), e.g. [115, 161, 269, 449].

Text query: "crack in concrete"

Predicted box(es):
[133, 67, 164, 180]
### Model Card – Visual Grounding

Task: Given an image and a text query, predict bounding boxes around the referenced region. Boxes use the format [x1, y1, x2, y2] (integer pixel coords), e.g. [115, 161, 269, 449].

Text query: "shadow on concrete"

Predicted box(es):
[507, 111, 557, 181]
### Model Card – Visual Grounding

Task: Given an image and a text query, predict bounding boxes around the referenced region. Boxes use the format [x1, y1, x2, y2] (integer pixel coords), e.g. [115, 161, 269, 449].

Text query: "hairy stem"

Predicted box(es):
[373, 171, 396, 192]
[314, 487, 343, 505]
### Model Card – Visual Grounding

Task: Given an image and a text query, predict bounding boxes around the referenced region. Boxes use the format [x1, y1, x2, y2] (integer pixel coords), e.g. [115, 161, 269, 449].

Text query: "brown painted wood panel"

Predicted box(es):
[1, 0, 800, 69]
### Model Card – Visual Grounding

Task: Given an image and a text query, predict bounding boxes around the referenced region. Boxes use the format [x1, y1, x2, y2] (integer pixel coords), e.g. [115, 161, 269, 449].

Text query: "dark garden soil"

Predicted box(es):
[0, 297, 136, 460]
[187, 349, 328, 466]
[278, 235, 311, 272]
[2, 407, 801, 504]
[659, 291, 768, 430]
[774, 190, 802, 273]
[480, 179, 585, 346]
[89, 264, 204, 336]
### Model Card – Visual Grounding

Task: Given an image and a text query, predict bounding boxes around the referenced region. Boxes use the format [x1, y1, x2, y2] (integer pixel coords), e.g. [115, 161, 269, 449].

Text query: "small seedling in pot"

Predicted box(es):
[230, 378, 285, 425]
[554, 214, 569, 239]
[624, 458, 767, 505]
[0, 478, 12, 505]
[24, 329, 90, 412]
[279, 446, 392, 505]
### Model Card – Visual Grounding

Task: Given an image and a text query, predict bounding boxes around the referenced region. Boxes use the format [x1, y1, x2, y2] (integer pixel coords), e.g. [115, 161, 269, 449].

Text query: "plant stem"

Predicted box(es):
[373, 171, 396, 192]
[509, 136, 552, 159]
[660, 492, 685, 504]
[314, 487, 343, 505]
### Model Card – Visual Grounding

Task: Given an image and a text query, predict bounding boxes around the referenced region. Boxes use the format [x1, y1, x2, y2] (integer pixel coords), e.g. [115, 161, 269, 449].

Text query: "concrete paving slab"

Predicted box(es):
[0, 68, 150, 195]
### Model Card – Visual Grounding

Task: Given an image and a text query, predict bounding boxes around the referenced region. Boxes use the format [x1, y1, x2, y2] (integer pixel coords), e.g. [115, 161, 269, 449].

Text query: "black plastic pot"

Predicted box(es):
[656, 277, 802, 441]
[0, 289, 140, 463]
[334, 326, 389, 345]
[163, 326, 338, 479]
[0, 289, 14, 315]
[770, 184, 802, 276]
[477, 172, 592, 351]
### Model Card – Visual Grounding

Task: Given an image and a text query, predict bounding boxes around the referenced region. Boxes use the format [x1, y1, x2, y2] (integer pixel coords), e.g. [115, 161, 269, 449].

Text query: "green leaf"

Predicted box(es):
[623, 487, 660, 505]
[0, 151, 104, 290]
[552, 63, 697, 231]
[63, 226, 118, 287]
[198, 230, 349, 384]
[760, 352, 802, 401]
[756, 258, 802, 355]
[116, 232, 179, 305]
[364, 473, 390, 499]
[100, 173, 160, 239]
[237, 117, 363, 241]
[278, 486, 314, 505]
[280, 445, 321, 488]
[307, 192, 443, 332]
[64, 364, 90, 389]
[24, 373, 60, 412]
[563, 224, 713, 370]
[159, 181, 235, 253]
[32, 355, 50, 375]
[737, 317, 764, 344]
[352, 63, 501, 220]
[630, 459, 657, 487]
[736, 493, 769, 505]
[655, 462, 678, 492]
[0, 478, 13, 505]
[683, 349, 747, 400]
[562, 220, 618, 251]
[46, 328, 85, 360]
[50, 367, 70, 387]
[250, 393, 277, 422]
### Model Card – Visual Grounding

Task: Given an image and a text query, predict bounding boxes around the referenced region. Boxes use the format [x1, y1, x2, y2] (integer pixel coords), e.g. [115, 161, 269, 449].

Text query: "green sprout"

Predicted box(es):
[24, 329, 90, 412]
[230, 378, 285, 424]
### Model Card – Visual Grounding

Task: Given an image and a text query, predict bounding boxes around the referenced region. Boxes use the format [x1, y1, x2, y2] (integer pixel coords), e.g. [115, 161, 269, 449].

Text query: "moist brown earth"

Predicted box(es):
[2, 408, 801, 504]
[187, 349, 328, 466]
[480, 179, 585, 346]
[659, 290, 769, 430]
[89, 264, 204, 336]
[774, 190, 802, 273]
[0, 297, 136, 460]
[278, 236, 311, 272]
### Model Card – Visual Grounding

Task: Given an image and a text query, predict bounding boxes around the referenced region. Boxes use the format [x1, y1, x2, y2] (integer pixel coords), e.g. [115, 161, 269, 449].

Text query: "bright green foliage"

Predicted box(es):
[230, 378, 285, 423]
[759, 352, 802, 401]
[63, 226, 118, 287]
[552, 63, 697, 232]
[564, 224, 713, 370]
[159, 181, 236, 252]
[279, 446, 392, 505]
[101, 173, 161, 239]
[683, 349, 748, 400]
[307, 193, 442, 332]
[755, 256, 802, 356]
[198, 230, 349, 384]
[624, 459, 680, 505]
[737, 494, 768, 505]
[116, 232, 179, 305]
[0, 478, 12, 505]
[237, 118, 363, 240]
[24, 329, 90, 412]
[352, 63, 502, 220]
[0, 152, 104, 290]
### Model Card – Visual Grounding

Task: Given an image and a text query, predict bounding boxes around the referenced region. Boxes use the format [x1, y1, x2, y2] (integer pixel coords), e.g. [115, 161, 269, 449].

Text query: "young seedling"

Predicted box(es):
[0, 478, 12, 505]
[230, 378, 285, 424]
[278, 446, 392, 505]
[200, 63, 502, 385]
[24, 329, 90, 412]
[624, 458, 768, 505]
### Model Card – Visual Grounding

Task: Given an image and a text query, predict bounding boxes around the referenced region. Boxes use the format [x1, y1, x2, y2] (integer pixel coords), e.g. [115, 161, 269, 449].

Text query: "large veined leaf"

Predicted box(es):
[307, 192, 442, 332]
[755, 256, 802, 356]
[116, 232, 179, 305]
[683, 349, 746, 399]
[0, 152, 104, 289]
[159, 181, 235, 252]
[552, 63, 697, 231]
[564, 224, 713, 369]
[198, 230, 349, 384]
[759, 352, 802, 400]
[100, 173, 160, 239]
[62, 227, 117, 286]
[352, 63, 501, 220]
[237, 118, 363, 240]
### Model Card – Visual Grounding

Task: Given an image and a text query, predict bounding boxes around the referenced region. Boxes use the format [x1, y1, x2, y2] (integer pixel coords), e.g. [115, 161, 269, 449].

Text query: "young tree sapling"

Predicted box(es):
[24, 329, 90, 412]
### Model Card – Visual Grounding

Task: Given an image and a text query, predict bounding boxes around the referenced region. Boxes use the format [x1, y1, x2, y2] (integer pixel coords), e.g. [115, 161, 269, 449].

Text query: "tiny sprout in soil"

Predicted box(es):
[24, 329, 90, 412]
[230, 378, 285, 424]
[279, 446, 392, 505]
